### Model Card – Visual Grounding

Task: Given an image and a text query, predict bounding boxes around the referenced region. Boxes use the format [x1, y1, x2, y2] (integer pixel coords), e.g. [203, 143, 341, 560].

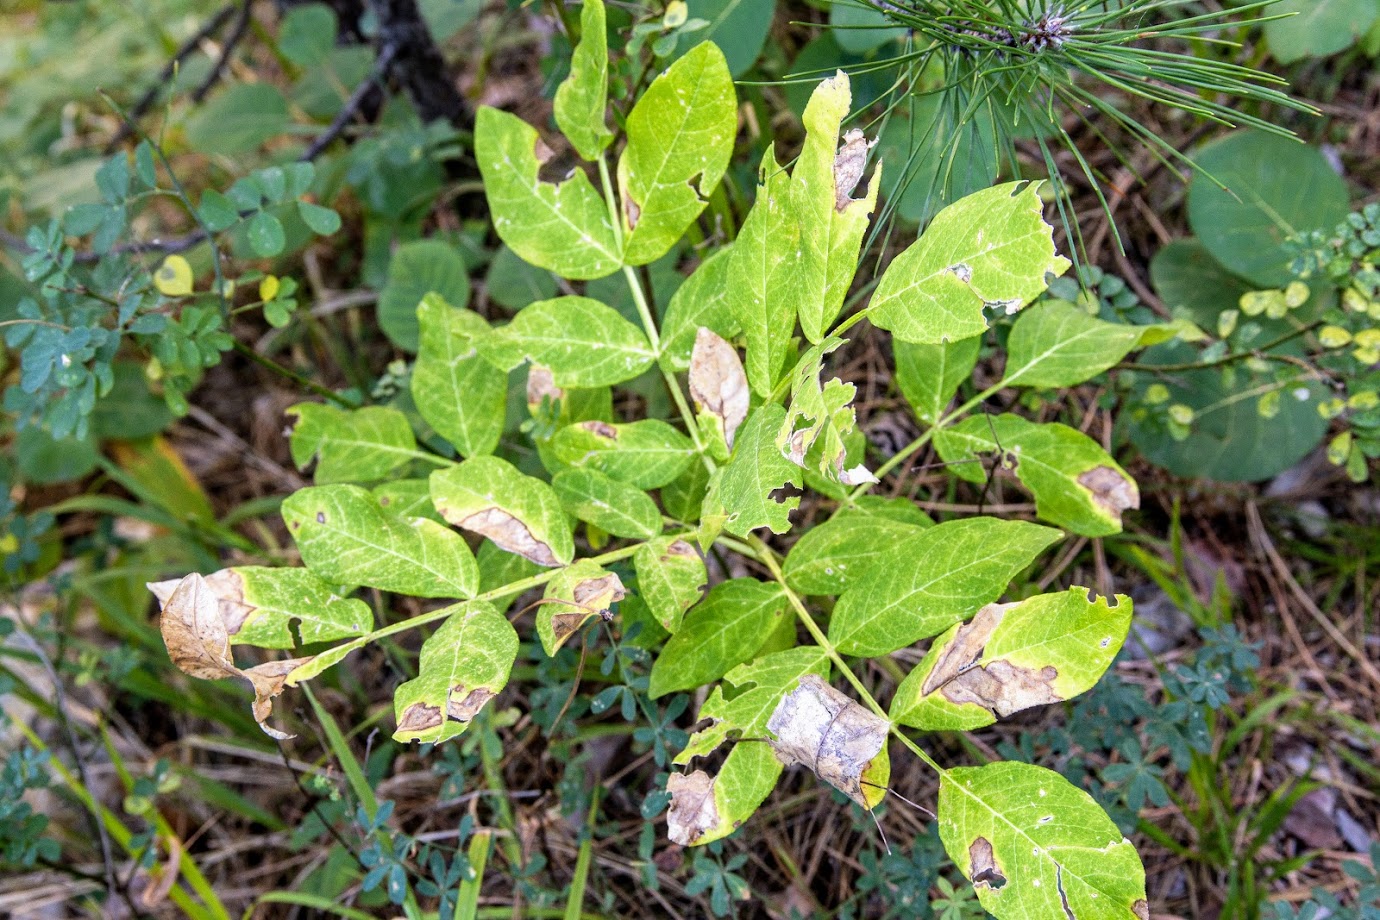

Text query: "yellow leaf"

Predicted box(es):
[154, 255, 194, 297]
[259, 275, 280, 302]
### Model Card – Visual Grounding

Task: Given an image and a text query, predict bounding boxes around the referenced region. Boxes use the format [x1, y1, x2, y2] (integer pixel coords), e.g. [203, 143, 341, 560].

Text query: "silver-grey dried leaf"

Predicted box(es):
[766, 674, 887, 806]
[833, 128, 876, 212]
[667, 770, 719, 846]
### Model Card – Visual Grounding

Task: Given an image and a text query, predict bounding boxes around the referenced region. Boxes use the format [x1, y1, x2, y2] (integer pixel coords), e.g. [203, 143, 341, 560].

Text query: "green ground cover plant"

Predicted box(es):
[147, 26, 1165, 912]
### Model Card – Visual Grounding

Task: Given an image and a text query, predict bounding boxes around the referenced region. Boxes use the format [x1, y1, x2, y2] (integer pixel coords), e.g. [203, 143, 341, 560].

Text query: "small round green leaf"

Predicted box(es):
[297, 201, 341, 236]
[1187, 130, 1349, 287]
[247, 211, 286, 257]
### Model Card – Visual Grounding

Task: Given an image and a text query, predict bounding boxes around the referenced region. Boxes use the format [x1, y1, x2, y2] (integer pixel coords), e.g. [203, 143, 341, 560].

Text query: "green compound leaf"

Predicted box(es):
[287, 403, 417, 485]
[894, 334, 982, 425]
[934, 415, 1139, 538]
[702, 405, 803, 537]
[147, 566, 372, 650]
[829, 518, 1063, 657]
[618, 41, 737, 266]
[538, 559, 626, 655]
[477, 296, 655, 387]
[731, 145, 803, 396]
[378, 239, 471, 351]
[430, 456, 574, 567]
[412, 296, 506, 458]
[866, 182, 1070, 344]
[938, 762, 1147, 920]
[549, 419, 696, 489]
[1187, 129, 1349, 288]
[1002, 299, 1174, 389]
[247, 211, 286, 258]
[475, 106, 620, 280]
[283, 485, 478, 599]
[648, 578, 788, 698]
[553, 0, 612, 160]
[659, 246, 740, 372]
[783, 512, 930, 596]
[634, 536, 707, 632]
[890, 587, 1132, 731]
[374, 479, 444, 523]
[667, 647, 829, 848]
[552, 468, 662, 539]
[777, 337, 869, 484]
[392, 601, 518, 744]
[794, 72, 880, 343]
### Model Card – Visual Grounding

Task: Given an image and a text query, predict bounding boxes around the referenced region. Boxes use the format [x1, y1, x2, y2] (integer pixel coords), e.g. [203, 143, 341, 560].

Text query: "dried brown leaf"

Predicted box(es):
[969, 836, 1007, 889]
[1078, 465, 1139, 519]
[667, 770, 719, 846]
[921, 602, 1062, 719]
[526, 364, 564, 409]
[833, 128, 875, 212]
[766, 674, 887, 807]
[689, 328, 750, 449]
[151, 573, 308, 740]
[579, 419, 618, 439]
[149, 569, 253, 637]
[458, 507, 560, 567]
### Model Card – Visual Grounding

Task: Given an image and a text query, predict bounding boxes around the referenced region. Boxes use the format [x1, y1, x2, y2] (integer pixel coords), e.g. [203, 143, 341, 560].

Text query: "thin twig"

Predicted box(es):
[231, 339, 361, 408]
[299, 44, 398, 162]
[105, 3, 240, 151]
[1246, 502, 1380, 691]
[190, 0, 253, 105]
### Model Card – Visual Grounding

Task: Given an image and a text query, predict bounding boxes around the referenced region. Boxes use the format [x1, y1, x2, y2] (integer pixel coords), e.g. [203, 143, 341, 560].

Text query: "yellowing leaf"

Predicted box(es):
[890, 588, 1132, 731]
[701, 405, 802, 537]
[430, 456, 574, 568]
[618, 41, 737, 265]
[866, 182, 1070, 344]
[154, 255, 194, 297]
[287, 403, 418, 485]
[393, 601, 518, 744]
[933, 414, 1139, 537]
[148, 566, 371, 650]
[793, 72, 880, 342]
[475, 106, 621, 280]
[553, 0, 611, 160]
[939, 762, 1147, 920]
[538, 559, 627, 655]
[259, 274, 280, 302]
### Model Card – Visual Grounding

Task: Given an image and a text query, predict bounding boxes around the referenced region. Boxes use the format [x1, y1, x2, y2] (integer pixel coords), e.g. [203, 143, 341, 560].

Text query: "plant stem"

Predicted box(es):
[596, 155, 713, 464]
[838, 377, 1005, 513]
[743, 534, 948, 777]
[302, 534, 690, 670]
[1123, 320, 1324, 373]
[231, 340, 360, 409]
